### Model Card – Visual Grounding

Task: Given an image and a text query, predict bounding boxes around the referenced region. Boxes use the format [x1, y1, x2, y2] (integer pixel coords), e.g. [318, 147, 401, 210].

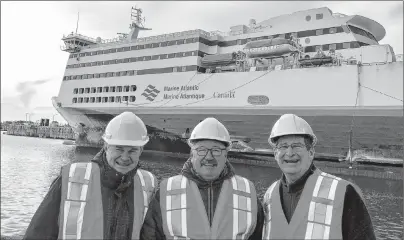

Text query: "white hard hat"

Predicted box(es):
[189, 117, 231, 147]
[102, 112, 149, 146]
[268, 114, 317, 147]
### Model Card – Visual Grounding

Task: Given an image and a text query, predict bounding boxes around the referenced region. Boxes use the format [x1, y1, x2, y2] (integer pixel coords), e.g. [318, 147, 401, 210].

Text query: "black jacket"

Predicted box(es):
[23, 149, 142, 240]
[140, 159, 265, 240]
[279, 164, 376, 240]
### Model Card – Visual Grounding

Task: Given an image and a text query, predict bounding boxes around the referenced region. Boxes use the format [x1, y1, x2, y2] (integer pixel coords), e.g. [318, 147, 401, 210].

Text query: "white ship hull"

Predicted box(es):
[53, 62, 403, 158]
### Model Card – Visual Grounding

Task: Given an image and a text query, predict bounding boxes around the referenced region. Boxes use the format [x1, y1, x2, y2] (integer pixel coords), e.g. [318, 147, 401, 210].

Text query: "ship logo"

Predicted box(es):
[141, 85, 160, 101]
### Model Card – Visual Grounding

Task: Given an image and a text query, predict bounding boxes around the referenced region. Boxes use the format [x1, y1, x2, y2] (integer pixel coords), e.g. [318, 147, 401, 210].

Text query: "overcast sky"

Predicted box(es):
[1, 1, 403, 122]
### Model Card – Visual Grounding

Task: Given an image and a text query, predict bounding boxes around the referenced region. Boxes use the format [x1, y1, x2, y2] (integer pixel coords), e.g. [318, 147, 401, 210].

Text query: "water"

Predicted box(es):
[1, 134, 403, 239]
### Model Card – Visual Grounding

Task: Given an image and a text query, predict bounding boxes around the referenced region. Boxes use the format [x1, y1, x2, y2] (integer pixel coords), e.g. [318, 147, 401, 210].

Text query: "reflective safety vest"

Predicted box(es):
[160, 175, 258, 239]
[58, 162, 157, 240]
[262, 169, 357, 240]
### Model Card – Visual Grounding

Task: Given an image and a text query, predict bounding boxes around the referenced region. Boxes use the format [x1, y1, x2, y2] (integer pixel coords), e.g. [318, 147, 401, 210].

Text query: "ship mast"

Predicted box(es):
[128, 6, 151, 40]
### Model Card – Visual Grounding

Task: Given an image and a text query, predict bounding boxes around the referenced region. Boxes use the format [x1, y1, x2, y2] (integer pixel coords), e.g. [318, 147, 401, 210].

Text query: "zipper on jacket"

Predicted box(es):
[209, 182, 213, 226]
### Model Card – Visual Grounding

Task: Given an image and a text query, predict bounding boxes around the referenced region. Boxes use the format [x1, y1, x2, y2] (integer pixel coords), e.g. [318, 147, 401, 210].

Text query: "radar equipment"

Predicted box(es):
[128, 6, 152, 40]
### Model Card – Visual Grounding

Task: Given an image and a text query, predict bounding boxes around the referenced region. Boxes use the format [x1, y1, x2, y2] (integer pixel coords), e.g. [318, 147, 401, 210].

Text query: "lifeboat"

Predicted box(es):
[243, 38, 299, 58]
[201, 52, 237, 67]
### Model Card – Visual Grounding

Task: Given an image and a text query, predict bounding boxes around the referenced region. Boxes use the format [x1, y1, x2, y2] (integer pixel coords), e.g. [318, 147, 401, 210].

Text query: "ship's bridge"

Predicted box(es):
[61, 32, 99, 53]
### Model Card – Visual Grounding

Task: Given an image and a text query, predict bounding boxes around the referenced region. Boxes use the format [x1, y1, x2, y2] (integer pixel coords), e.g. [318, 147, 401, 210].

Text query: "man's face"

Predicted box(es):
[190, 140, 228, 181]
[105, 145, 142, 174]
[274, 135, 314, 179]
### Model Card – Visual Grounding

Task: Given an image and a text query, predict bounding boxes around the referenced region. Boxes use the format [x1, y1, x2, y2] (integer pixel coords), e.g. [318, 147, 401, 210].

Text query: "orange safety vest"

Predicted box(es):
[262, 169, 360, 240]
[58, 162, 157, 240]
[160, 174, 258, 239]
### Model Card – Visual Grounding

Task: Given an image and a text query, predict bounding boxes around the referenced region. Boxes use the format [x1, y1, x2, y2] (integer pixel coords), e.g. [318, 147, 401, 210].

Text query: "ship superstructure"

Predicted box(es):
[53, 7, 403, 159]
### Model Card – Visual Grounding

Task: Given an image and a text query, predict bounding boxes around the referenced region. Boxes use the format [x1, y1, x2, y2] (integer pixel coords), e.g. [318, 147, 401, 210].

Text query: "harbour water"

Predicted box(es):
[1, 134, 403, 239]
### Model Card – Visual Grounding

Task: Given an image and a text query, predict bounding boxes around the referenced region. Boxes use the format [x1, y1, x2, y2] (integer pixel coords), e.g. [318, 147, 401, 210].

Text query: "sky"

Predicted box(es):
[1, 1, 403, 123]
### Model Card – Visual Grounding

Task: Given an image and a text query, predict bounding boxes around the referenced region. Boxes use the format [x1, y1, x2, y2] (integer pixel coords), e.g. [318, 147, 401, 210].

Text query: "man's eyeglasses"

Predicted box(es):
[276, 143, 307, 152]
[194, 147, 226, 156]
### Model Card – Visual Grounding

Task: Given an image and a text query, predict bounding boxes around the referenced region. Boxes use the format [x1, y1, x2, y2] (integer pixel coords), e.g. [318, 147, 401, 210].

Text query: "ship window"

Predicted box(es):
[167, 40, 176, 46]
[117, 86, 123, 92]
[191, 51, 196, 56]
[160, 41, 168, 47]
[117, 47, 124, 52]
[79, 53, 85, 57]
[91, 51, 97, 56]
[84, 97, 89, 103]
[123, 58, 130, 63]
[168, 53, 176, 58]
[316, 13, 323, 20]
[315, 45, 322, 51]
[109, 86, 115, 92]
[176, 40, 183, 45]
[103, 86, 109, 92]
[90, 97, 95, 103]
[305, 46, 315, 52]
[103, 50, 109, 54]
[95, 97, 100, 103]
[316, 29, 323, 36]
[116, 59, 122, 64]
[175, 52, 183, 58]
[110, 48, 117, 53]
[106, 72, 113, 77]
[85, 63, 91, 67]
[78, 97, 83, 103]
[173, 67, 178, 72]
[121, 71, 127, 76]
[336, 27, 344, 33]
[97, 61, 103, 66]
[138, 45, 144, 50]
[77, 75, 82, 80]
[306, 15, 311, 21]
[128, 70, 135, 76]
[102, 97, 108, 103]
[85, 52, 91, 56]
[73, 88, 78, 94]
[85, 88, 90, 93]
[123, 47, 130, 51]
[130, 85, 137, 91]
[63, 76, 67, 80]
[298, 30, 316, 38]
[80, 63, 85, 67]
[124, 86, 130, 92]
[100, 73, 106, 78]
[69, 54, 74, 59]
[133, 70, 137, 75]
[97, 50, 103, 55]
[129, 96, 136, 102]
[151, 55, 159, 60]
[72, 98, 77, 103]
[336, 43, 343, 50]
[342, 42, 350, 49]
[74, 64, 80, 68]
[116, 96, 121, 102]
[91, 87, 96, 93]
[67, 76, 72, 80]
[72, 54, 78, 58]
[144, 56, 151, 61]
[111, 60, 117, 64]
[88, 74, 93, 79]
[329, 27, 337, 34]
[72, 76, 77, 80]
[323, 44, 330, 51]
[351, 42, 360, 48]
[115, 72, 121, 77]
[104, 60, 110, 65]
[152, 43, 159, 48]
[123, 96, 129, 102]
[329, 43, 336, 50]
[182, 66, 187, 72]
[145, 44, 152, 49]
[109, 96, 115, 102]
[95, 73, 100, 78]
[185, 38, 194, 44]
[91, 62, 97, 66]
[131, 45, 138, 50]
[97, 87, 102, 93]
[160, 54, 168, 59]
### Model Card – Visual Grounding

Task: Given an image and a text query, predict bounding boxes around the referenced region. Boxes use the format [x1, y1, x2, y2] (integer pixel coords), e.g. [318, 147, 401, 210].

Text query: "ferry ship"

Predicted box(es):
[53, 7, 403, 160]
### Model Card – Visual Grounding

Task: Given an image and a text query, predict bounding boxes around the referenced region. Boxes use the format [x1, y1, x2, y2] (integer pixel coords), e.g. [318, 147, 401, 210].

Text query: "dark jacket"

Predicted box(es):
[23, 149, 143, 240]
[140, 159, 265, 240]
[279, 164, 376, 240]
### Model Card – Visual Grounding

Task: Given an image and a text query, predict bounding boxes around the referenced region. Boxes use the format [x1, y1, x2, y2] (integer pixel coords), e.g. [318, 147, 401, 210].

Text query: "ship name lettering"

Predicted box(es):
[180, 93, 205, 100]
[213, 91, 235, 98]
[164, 86, 180, 91]
[181, 85, 199, 91]
[163, 94, 179, 99]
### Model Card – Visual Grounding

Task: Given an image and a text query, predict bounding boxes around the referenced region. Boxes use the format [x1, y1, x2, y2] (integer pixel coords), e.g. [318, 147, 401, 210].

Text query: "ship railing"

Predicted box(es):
[332, 12, 348, 18]
[63, 33, 98, 43]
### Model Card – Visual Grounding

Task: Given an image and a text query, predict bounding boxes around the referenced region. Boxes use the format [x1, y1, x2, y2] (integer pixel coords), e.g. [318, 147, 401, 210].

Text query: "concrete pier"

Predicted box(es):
[6, 124, 75, 140]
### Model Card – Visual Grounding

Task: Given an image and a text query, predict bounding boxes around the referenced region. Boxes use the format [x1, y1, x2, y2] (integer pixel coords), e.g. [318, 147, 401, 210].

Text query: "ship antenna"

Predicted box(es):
[75, 11, 80, 34]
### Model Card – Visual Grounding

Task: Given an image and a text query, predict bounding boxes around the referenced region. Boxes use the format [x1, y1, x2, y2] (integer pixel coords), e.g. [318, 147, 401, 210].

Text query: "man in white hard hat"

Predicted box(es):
[262, 114, 376, 240]
[23, 112, 157, 240]
[140, 117, 264, 240]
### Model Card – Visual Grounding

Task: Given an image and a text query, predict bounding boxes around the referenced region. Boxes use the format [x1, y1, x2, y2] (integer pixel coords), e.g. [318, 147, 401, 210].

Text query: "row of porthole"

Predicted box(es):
[73, 85, 137, 94]
[72, 96, 136, 104]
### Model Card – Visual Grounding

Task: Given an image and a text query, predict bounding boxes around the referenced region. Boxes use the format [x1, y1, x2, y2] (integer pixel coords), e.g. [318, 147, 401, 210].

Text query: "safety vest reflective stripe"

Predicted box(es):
[305, 172, 341, 240]
[166, 175, 189, 239]
[262, 180, 278, 240]
[162, 175, 256, 239]
[62, 162, 93, 240]
[137, 169, 156, 221]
